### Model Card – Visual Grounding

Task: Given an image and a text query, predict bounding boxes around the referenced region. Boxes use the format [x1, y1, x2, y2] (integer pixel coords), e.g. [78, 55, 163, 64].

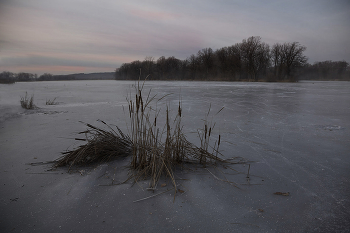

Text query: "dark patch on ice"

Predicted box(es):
[37, 110, 68, 115]
[61, 102, 112, 107]
[19, 110, 68, 116]
[315, 125, 344, 131]
[0, 112, 21, 122]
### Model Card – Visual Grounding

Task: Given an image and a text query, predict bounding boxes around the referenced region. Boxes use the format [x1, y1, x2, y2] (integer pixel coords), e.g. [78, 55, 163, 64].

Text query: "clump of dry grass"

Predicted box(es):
[54, 120, 132, 169]
[54, 79, 234, 191]
[46, 97, 59, 105]
[20, 92, 36, 109]
[125, 81, 226, 189]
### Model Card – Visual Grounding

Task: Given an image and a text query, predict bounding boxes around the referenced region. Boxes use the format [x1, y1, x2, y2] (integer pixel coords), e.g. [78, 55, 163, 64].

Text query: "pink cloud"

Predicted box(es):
[128, 7, 180, 21]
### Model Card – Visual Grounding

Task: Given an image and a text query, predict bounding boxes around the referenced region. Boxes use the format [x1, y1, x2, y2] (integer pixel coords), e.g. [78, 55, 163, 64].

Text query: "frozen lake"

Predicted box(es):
[1, 80, 349, 232]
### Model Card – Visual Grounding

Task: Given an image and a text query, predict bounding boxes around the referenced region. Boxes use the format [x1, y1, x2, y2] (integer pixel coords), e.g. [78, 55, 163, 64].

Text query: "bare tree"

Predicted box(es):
[164, 56, 182, 79]
[215, 47, 229, 74]
[117, 61, 142, 80]
[312, 60, 349, 80]
[38, 73, 54, 81]
[156, 56, 166, 79]
[227, 44, 242, 80]
[0, 71, 16, 83]
[271, 42, 307, 81]
[197, 48, 214, 78]
[255, 42, 270, 80]
[187, 54, 199, 79]
[17, 72, 35, 82]
[271, 43, 284, 80]
[240, 36, 270, 81]
[281, 42, 307, 81]
[142, 56, 155, 78]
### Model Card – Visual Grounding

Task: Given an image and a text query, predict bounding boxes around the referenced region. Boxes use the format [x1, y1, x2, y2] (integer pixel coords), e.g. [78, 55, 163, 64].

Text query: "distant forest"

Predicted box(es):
[115, 36, 349, 82]
[1, 36, 349, 84]
[0, 72, 114, 84]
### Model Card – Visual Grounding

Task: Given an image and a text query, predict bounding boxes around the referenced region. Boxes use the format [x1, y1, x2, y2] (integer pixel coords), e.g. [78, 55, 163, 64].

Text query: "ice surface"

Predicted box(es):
[1, 80, 349, 232]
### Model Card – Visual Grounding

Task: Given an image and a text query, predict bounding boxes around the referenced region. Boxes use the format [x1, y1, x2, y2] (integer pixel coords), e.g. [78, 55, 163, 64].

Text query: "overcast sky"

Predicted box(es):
[0, 0, 349, 75]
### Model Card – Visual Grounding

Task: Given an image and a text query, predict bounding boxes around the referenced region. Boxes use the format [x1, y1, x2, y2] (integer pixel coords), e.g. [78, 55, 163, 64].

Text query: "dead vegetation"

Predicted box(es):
[20, 92, 36, 109]
[46, 97, 59, 105]
[53, 79, 241, 191]
[54, 120, 132, 168]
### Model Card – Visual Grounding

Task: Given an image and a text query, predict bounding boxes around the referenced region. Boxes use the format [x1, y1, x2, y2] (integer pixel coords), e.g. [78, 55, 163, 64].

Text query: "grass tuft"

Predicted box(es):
[46, 97, 59, 105]
[53, 80, 240, 191]
[20, 92, 36, 109]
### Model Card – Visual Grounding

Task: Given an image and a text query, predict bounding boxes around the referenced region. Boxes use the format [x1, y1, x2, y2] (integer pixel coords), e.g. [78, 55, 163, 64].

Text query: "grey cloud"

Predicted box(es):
[1, 0, 350, 74]
[0, 55, 116, 68]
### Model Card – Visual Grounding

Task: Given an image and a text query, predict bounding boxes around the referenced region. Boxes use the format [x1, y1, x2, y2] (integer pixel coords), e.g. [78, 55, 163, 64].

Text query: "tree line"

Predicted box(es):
[0, 72, 76, 84]
[0, 72, 37, 84]
[0, 72, 114, 84]
[115, 36, 349, 82]
[1, 36, 349, 83]
[301, 60, 349, 80]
